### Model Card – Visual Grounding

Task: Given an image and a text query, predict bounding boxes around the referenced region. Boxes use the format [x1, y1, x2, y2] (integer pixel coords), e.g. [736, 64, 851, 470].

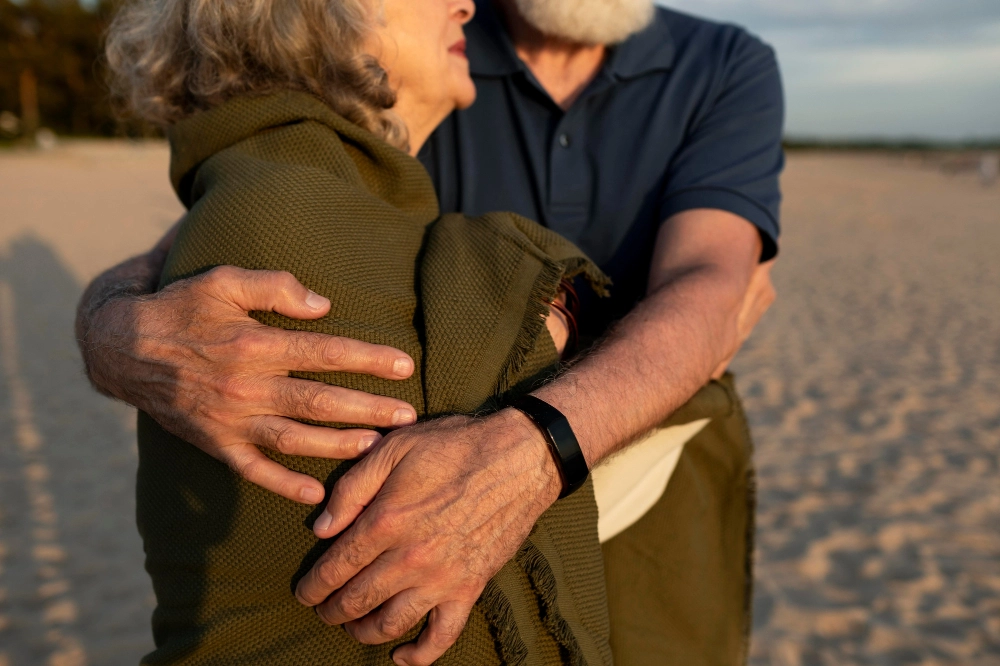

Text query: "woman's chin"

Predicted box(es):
[452, 81, 478, 110]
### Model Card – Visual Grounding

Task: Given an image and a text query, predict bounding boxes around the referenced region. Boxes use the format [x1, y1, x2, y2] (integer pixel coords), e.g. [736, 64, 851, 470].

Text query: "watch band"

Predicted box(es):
[509, 395, 589, 498]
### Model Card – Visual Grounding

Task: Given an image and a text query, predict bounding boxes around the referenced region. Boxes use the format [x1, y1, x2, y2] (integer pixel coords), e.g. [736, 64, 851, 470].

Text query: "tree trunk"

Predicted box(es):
[19, 67, 40, 138]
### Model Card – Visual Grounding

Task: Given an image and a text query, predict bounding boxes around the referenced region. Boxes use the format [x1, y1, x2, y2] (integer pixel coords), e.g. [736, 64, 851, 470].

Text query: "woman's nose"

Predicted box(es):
[449, 0, 476, 25]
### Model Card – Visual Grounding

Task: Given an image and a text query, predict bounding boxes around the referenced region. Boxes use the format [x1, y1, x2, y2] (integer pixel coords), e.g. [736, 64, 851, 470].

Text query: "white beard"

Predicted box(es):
[511, 0, 655, 45]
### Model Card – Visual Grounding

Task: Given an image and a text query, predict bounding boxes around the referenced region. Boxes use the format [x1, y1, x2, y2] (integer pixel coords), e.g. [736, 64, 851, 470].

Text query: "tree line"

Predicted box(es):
[0, 0, 153, 140]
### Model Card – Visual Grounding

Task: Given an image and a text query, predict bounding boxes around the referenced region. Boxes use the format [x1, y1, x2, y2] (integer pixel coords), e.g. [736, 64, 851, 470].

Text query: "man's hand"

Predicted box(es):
[294, 410, 561, 666]
[544, 290, 570, 355]
[711, 258, 776, 379]
[291, 209, 773, 664]
[77, 254, 418, 505]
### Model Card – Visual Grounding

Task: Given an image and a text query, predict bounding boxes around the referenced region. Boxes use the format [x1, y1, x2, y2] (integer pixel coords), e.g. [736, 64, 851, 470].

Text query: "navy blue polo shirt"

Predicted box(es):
[419, 1, 784, 334]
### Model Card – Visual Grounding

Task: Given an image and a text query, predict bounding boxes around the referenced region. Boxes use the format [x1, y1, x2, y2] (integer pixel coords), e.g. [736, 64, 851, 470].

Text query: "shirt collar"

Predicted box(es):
[467, 0, 525, 77]
[605, 10, 676, 80]
[467, 1, 675, 80]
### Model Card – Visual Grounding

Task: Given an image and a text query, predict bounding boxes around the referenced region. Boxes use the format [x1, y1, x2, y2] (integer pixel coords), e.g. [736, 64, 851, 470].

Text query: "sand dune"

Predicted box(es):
[0, 142, 997, 664]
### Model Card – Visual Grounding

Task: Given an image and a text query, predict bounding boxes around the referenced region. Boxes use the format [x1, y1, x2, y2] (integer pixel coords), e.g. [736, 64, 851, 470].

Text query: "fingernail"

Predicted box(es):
[358, 433, 381, 453]
[301, 486, 324, 504]
[305, 290, 329, 310]
[314, 510, 333, 533]
[393, 357, 414, 377]
[392, 408, 416, 426]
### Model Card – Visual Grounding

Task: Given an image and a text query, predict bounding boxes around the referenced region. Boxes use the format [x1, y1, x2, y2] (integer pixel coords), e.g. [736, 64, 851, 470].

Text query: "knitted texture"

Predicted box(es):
[137, 91, 612, 665]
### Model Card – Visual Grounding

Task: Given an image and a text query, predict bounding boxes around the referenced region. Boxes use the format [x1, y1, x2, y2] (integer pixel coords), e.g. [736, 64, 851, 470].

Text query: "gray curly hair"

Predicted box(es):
[105, 0, 408, 149]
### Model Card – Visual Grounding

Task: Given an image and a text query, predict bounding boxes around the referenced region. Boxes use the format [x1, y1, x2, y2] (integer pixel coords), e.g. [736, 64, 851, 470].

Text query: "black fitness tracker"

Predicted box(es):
[509, 395, 589, 499]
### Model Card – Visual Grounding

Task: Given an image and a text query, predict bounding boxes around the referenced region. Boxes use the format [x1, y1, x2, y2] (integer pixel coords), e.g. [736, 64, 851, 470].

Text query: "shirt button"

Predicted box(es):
[558, 133, 571, 148]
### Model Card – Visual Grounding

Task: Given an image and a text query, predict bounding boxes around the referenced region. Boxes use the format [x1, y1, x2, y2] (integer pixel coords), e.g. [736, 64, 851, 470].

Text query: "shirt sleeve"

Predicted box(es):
[659, 30, 785, 260]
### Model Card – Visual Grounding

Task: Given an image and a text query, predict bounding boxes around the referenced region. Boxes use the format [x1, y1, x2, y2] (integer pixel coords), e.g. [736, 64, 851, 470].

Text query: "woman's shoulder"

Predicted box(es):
[168, 94, 362, 204]
[194, 123, 366, 207]
[169, 92, 438, 218]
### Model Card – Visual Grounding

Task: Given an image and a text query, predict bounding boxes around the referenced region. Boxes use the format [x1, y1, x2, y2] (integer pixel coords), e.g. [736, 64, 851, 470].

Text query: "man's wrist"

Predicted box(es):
[87, 249, 164, 313]
[77, 247, 163, 340]
[497, 408, 563, 505]
[508, 395, 589, 498]
[76, 296, 136, 398]
[76, 248, 165, 396]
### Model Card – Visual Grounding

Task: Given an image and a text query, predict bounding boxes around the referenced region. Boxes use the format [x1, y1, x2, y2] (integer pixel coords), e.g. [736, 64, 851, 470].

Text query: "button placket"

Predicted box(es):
[548, 114, 590, 239]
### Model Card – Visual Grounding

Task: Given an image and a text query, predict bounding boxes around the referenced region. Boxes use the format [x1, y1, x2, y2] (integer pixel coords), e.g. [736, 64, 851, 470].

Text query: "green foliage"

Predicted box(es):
[0, 0, 153, 137]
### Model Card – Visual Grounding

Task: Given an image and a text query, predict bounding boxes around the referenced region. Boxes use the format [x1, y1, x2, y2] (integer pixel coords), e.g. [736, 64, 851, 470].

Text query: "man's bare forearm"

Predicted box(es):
[75, 222, 178, 396]
[75, 248, 166, 394]
[533, 267, 740, 464]
[76, 249, 162, 337]
[532, 211, 761, 466]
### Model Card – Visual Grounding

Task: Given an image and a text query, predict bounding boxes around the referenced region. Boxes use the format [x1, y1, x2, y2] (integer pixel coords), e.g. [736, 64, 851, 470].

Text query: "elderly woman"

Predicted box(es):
[106, 0, 612, 664]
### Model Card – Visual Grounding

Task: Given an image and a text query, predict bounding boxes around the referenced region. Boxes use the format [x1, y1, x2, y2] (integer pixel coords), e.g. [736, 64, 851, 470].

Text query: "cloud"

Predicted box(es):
[663, 0, 1000, 34]
[658, 0, 1000, 138]
[797, 43, 1000, 88]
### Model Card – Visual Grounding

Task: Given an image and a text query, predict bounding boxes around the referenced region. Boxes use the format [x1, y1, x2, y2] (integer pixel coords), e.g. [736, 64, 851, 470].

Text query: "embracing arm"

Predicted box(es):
[75, 221, 419, 504]
[296, 209, 775, 666]
[534, 208, 771, 465]
[295, 30, 783, 662]
[76, 222, 180, 382]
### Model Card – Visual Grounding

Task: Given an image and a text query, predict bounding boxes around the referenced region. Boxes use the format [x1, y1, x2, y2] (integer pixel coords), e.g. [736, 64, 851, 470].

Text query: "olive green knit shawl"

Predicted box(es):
[136, 91, 613, 665]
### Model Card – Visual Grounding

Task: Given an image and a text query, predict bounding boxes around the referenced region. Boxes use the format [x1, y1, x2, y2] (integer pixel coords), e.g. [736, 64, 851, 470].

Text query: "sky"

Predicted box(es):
[70, 0, 1000, 140]
[659, 0, 1000, 140]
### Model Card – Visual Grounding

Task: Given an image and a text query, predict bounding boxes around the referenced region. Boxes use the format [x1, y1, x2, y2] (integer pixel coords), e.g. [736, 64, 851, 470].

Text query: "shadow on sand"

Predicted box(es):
[0, 235, 155, 664]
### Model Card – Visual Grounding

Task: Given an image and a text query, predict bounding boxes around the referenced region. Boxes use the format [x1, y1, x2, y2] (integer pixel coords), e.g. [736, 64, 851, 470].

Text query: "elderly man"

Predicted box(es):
[77, 0, 782, 663]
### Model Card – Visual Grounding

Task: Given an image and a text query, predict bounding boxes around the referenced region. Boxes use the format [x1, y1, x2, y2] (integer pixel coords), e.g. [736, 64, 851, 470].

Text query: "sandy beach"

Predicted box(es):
[0, 142, 997, 665]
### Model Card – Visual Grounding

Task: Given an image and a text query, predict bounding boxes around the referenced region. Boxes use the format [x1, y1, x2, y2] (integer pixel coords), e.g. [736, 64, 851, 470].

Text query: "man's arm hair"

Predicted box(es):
[72, 217, 419, 505]
[533, 209, 763, 465]
[294, 209, 774, 662]
[75, 224, 177, 396]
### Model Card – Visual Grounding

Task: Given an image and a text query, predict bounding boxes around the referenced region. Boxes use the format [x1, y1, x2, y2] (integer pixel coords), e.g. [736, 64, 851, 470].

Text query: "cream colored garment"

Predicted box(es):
[592, 419, 711, 543]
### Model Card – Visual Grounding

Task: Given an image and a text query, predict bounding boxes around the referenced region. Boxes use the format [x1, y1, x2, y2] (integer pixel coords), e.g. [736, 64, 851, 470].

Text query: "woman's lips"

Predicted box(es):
[449, 39, 467, 59]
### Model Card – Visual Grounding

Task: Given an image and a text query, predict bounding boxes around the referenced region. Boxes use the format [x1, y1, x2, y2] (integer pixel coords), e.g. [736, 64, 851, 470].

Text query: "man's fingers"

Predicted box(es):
[278, 328, 415, 379]
[269, 378, 417, 429]
[392, 601, 473, 666]
[247, 416, 381, 459]
[219, 443, 326, 505]
[313, 442, 403, 539]
[196, 266, 332, 320]
[344, 588, 434, 645]
[737, 259, 777, 342]
[716, 260, 777, 379]
[711, 352, 736, 380]
[193, 266, 416, 379]
[316, 551, 413, 628]
[295, 513, 393, 606]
